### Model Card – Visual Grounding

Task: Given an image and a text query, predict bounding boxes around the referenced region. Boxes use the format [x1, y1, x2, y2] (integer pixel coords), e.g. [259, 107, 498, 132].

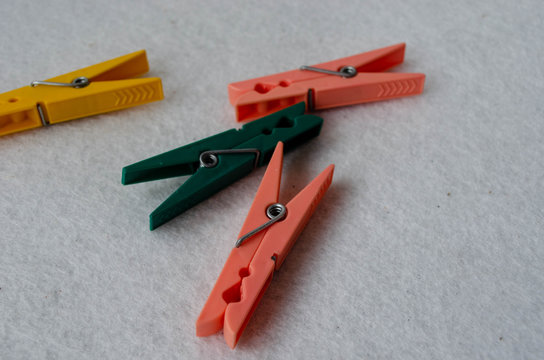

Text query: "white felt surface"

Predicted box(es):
[1, 1, 543, 359]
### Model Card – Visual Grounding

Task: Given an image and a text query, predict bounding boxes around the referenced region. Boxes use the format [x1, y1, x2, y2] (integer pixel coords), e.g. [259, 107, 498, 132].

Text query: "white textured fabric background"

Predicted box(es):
[1, 1, 543, 359]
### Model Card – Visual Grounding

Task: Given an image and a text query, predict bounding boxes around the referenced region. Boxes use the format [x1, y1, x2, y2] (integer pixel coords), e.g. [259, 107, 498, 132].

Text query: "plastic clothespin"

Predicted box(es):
[196, 141, 334, 348]
[0, 50, 163, 137]
[228, 43, 425, 122]
[122, 102, 323, 230]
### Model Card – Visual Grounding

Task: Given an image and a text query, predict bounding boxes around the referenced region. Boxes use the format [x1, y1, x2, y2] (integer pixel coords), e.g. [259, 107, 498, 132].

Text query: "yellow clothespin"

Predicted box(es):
[0, 50, 163, 137]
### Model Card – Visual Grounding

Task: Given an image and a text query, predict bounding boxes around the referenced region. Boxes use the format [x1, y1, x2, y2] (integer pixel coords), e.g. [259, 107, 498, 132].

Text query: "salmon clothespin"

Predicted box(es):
[196, 141, 334, 348]
[0, 50, 163, 137]
[122, 102, 323, 230]
[228, 43, 425, 122]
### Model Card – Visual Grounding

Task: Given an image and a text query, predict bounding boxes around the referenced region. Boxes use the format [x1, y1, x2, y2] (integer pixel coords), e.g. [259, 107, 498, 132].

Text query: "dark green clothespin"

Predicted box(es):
[122, 102, 323, 230]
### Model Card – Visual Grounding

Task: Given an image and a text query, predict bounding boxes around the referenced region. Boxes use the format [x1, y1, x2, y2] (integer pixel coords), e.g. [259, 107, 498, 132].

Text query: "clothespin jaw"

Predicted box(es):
[228, 43, 425, 122]
[122, 102, 323, 230]
[196, 142, 334, 348]
[0, 50, 163, 137]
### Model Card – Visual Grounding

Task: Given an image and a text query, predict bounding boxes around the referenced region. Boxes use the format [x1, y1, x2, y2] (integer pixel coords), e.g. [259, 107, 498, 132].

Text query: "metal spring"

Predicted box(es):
[235, 203, 287, 248]
[299, 65, 358, 78]
[199, 148, 261, 169]
[31, 76, 90, 88]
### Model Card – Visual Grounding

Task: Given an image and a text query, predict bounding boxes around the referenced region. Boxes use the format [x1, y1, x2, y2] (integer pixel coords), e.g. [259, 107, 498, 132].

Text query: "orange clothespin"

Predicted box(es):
[0, 50, 163, 137]
[196, 141, 334, 348]
[228, 43, 425, 122]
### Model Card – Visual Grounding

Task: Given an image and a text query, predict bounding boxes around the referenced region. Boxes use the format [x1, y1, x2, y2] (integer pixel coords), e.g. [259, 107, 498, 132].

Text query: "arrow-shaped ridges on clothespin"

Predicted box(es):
[377, 79, 418, 98]
[114, 84, 156, 106]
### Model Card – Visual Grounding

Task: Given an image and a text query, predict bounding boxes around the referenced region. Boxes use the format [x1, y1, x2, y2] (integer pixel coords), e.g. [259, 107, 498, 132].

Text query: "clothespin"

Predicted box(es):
[228, 43, 425, 122]
[196, 141, 334, 348]
[0, 50, 163, 137]
[122, 102, 323, 230]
